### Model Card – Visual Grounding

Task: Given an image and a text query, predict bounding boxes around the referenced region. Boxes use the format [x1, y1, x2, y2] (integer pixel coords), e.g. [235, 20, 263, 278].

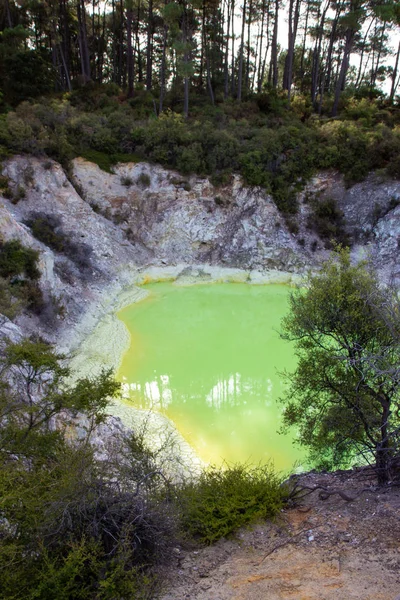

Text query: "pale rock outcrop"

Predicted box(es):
[1, 154, 400, 348]
[0, 156, 150, 339]
[305, 171, 400, 240]
[72, 158, 309, 272]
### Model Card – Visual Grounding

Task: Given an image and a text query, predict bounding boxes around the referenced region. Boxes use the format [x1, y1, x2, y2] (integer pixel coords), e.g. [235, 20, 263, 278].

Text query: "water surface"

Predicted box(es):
[117, 283, 303, 471]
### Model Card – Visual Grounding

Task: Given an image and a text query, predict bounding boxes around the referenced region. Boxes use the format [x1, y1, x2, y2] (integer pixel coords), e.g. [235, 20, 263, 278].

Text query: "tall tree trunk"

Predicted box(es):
[97, 4, 106, 83]
[120, 0, 125, 87]
[146, 0, 153, 90]
[199, 1, 206, 90]
[59, 0, 72, 84]
[389, 41, 400, 105]
[370, 22, 386, 89]
[4, 0, 13, 27]
[53, 9, 72, 92]
[182, 7, 190, 118]
[299, 0, 310, 92]
[256, 0, 266, 92]
[237, 0, 247, 101]
[268, 0, 279, 88]
[325, 5, 341, 93]
[259, 4, 271, 92]
[224, 0, 231, 98]
[159, 10, 168, 112]
[206, 52, 215, 105]
[332, 30, 354, 116]
[230, 0, 236, 96]
[111, 0, 117, 82]
[355, 17, 374, 89]
[252, 20, 261, 92]
[245, 0, 253, 91]
[311, 0, 328, 105]
[135, 1, 143, 82]
[283, 0, 301, 102]
[77, 0, 91, 82]
[126, 4, 134, 97]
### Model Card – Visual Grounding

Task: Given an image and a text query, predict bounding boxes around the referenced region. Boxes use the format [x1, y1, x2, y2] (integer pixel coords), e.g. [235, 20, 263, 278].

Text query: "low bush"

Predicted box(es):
[0, 175, 9, 188]
[307, 197, 350, 248]
[176, 463, 287, 544]
[136, 172, 151, 187]
[11, 279, 45, 313]
[0, 239, 44, 317]
[121, 175, 133, 187]
[0, 338, 178, 599]
[25, 213, 93, 272]
[0, 239, 40, 280]
[0, 276, 22, 319]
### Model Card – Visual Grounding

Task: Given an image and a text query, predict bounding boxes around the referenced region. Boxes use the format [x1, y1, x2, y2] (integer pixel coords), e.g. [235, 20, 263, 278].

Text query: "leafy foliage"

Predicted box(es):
[280, 249, 400, 484]
[0, 238, 40, 280]
[0, 333, 290, 597]
[25, 213, 93, 272]
[1, 96, 399, 213]
[0, 337, 164, 599]
[307, 197, 350, 248]
[176, 463, 287, 544]
[0, 239, 44, 315]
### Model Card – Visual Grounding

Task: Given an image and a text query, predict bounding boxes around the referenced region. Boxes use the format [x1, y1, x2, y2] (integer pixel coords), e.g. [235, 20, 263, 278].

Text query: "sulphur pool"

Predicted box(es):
[117, 282, 303, 471]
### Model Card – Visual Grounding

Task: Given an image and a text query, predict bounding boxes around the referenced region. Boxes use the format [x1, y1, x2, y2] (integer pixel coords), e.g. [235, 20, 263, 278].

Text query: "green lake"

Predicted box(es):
[117, 282, 304, 471]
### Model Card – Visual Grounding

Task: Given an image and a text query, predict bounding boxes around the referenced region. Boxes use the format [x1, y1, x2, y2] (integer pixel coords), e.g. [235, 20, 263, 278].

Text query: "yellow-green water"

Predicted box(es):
[117, 283, 303, 471]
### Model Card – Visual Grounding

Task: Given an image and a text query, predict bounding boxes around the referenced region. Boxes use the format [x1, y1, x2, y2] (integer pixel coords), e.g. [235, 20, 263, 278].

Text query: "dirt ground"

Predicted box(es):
[160, 469, 400, 600]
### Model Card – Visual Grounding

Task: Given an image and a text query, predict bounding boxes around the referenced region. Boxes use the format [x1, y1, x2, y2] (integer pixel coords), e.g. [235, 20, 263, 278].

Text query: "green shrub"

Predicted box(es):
[11, 184, 26, 204]
[2, 186, 13, 199]
[26, 213, 66, 252]
[0, 175, 9, 188]
[25, 213, 93, 272]
[308, 197, 349, 248]
[387, 155, 400, 179]
[0, 240, 43, 317]
[0, 95, 399, 217]
[79, 149, 115, 172]
[136, 172, 151, 187]
[121, 175, 133, 187]
[0, 276, 22, 319]
[176, 463, 287, 544]
[0, 239, 40, 280]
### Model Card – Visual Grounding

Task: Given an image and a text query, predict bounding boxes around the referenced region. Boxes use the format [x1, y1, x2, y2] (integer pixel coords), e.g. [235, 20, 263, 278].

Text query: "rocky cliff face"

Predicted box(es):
[302, 170, 400, 279]
[1, 156, 144, 341]
[1, 155, 400, 345]
[71, 158, 309, 272]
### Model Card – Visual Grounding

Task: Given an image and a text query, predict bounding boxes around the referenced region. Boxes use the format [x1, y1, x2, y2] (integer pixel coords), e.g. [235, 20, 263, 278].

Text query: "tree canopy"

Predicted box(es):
[280, 249, 400, 484]
[0, 0, 399, 113]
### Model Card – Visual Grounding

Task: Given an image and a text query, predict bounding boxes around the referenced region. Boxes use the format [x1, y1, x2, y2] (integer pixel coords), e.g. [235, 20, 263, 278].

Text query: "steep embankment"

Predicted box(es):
[1, 155, 400, 352]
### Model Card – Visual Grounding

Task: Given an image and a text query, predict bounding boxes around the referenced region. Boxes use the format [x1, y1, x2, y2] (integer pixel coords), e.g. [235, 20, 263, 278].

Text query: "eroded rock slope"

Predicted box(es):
[1, 155, 400, 345]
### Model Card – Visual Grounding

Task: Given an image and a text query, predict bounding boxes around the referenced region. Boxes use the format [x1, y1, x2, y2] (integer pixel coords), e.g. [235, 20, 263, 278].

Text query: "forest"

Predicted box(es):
[0, 0, 399, 115]
[0, 1, 400, 220]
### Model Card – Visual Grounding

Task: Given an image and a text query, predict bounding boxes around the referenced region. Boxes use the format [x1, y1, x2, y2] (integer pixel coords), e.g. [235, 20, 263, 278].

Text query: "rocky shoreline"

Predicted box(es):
[63, 264, 302, 474]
